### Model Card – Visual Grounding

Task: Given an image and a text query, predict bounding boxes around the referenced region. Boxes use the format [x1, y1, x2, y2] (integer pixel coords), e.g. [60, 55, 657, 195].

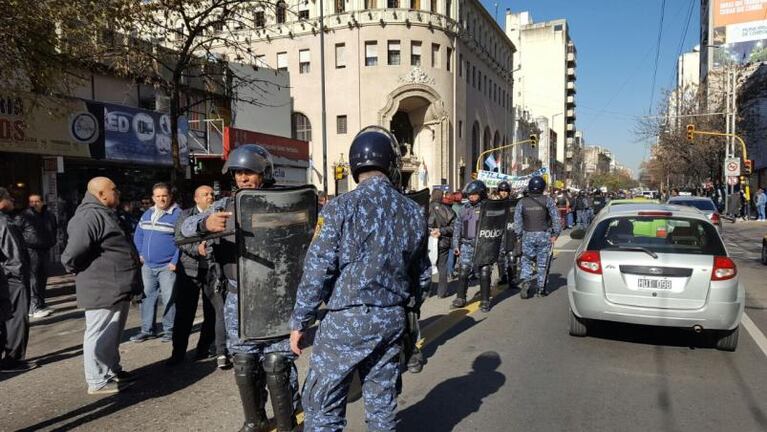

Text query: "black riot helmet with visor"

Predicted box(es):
[349, 126, 403, 188]
[222, 144, 275, 186]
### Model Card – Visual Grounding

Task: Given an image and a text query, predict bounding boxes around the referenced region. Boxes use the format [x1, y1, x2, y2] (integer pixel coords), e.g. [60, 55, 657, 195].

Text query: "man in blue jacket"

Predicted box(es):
[131, 183, 181, 343]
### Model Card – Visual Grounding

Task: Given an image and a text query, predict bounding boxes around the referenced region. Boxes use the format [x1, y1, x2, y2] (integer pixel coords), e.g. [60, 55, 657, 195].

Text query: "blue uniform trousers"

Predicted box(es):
[458, 242, 475, 274]
[224, 292, 301, 411]
[519, 231, 552, 289]
[302, 305, 405, 432]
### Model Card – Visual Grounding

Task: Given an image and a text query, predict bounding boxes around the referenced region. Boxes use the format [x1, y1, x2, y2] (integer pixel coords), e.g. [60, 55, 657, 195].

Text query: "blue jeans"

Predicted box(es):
[140, 265, 176, 336]
[447, 248, 456, 275]
[758, 203, 766, 220]
[566, 211, 574, 228]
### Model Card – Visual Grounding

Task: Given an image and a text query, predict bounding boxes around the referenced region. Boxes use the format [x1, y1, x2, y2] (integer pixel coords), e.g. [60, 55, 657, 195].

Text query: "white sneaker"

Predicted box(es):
[31, 309, 53, 319]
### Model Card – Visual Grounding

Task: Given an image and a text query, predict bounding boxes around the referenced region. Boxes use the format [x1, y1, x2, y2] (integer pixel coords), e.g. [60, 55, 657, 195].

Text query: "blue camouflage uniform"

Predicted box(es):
[181, 196, 300, 409]
[290, 175, 430, 432]
[451, 201, 482, 273]
[514, 195, 561, 289]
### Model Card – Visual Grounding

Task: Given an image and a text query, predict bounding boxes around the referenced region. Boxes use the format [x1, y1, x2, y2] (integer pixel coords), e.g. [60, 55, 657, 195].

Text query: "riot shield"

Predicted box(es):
[235, 186, 318, 340]
[504, 199, 519, 254]
[473, 199, 509, 267]
[405, 188, 430, 220]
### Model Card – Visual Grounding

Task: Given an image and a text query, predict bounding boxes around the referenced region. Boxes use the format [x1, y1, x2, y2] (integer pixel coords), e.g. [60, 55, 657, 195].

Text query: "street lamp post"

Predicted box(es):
[319, 0, 328, 194]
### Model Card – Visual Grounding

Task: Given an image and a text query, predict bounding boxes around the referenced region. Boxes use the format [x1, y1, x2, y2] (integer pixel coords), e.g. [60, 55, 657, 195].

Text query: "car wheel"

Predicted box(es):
[715, 326, 739, 352]
[569, 309, 588, 337]
[762, 242, 767, 265]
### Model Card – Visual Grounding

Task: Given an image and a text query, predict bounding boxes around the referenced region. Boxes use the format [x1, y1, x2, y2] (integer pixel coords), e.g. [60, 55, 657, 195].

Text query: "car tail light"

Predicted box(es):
[711, 256, 737, 281]
[576, 250, 602, 274]
[710, 213, 720, 224]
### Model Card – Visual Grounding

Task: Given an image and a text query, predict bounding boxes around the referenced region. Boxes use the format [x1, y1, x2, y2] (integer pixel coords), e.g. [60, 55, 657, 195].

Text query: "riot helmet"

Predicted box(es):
[463, 180, 488, 201]
[222, 144, 275, 186]
[528, 176, 546, 194]
[349, 126, 402, 187]
[497, 181, 511, 192]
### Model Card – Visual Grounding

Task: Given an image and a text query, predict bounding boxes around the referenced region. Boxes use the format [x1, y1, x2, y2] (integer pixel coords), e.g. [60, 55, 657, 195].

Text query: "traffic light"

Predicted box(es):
[744, 159, 753, 175]
[686, 124, 695, 142]
[471, 171, 478, 180]
[529, 134, 538, 148]
[334, 165, 345, 180]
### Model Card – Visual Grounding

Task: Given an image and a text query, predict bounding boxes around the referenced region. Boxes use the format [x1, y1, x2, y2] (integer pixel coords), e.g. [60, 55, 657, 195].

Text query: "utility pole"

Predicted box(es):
[319, 0, 329, 194]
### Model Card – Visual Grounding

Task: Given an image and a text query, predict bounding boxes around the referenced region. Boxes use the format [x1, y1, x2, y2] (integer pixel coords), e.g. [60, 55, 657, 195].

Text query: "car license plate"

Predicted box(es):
[637, 278, 672, 290]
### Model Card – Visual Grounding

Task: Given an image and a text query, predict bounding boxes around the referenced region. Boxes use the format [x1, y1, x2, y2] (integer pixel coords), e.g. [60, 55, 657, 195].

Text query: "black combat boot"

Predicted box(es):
[262, 353, 298, 432]
[451, 265, 469, 309]
[479, 265, 492, 312]
[233, 354, 269, 432]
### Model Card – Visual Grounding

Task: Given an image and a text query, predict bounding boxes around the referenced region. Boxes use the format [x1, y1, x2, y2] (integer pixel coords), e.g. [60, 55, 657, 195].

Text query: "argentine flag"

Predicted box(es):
[484, 154, 498, 172]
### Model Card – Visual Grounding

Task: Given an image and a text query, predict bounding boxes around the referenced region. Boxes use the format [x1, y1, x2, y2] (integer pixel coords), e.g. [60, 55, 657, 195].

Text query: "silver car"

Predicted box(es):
[567, 204, 744, 351]
[667, 196, 722, 231]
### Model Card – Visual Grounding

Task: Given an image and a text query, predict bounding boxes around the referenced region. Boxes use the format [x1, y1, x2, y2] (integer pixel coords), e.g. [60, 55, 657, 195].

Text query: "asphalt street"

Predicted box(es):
[1, 223, 767, 431]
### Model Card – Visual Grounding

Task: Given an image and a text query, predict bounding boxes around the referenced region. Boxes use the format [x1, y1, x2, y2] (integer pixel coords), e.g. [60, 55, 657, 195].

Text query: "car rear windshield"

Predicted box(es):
[670, 200, 716, 211]
[587, 216, 726, 256]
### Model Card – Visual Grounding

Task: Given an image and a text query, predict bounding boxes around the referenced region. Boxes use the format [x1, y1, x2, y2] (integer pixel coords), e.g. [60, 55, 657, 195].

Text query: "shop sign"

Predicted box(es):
[224, 126, 309, 163]
[103, 103, 189, 166]
[0, 94, 100, 157]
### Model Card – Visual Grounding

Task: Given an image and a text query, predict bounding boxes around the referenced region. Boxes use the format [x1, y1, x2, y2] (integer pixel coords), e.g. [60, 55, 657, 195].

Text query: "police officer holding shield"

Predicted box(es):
[289, 126, 430, 431]
[514, 176, 561, 298]
[451, 180, 493, 312]
[180, 145, 300, 432]
[496, 181, 519, 286]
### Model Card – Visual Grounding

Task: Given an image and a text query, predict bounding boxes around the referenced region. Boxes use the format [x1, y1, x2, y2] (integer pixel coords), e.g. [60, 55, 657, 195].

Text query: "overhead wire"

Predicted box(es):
[647, 0, 667, 114]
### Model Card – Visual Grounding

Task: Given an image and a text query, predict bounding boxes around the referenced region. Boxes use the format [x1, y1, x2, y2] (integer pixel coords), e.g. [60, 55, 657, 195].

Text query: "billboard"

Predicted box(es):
[712, 0, 767, 64]
[103, 103, 188, 165]
[0, 94, 101, 157]
[223, 127, 309, 185]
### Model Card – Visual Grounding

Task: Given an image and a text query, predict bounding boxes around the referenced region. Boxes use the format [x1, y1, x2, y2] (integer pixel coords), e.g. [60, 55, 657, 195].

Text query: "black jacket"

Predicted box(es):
[428, 201, 455, 249]
[18, 207, 58, 250]
[0, 212, 28, 320]
[61, 193, 142, 309]
[175, 206, 216, 279]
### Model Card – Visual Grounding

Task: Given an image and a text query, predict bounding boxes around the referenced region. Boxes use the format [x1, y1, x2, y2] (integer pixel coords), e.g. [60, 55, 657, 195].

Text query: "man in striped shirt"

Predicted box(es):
[130, 182, 181, 343]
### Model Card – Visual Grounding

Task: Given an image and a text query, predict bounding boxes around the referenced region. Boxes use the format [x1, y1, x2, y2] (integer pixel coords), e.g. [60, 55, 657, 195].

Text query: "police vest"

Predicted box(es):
[461, 203, 481, 240]
[520, 196, 552, 232]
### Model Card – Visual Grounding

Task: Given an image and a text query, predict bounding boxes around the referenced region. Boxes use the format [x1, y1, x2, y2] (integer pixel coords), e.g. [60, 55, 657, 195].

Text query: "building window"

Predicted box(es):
[365, 41, 378, 66]
[277, 52, 287, 71]
[276, 1, 287, 24]
[335, 0, 345, 13]
[292, 113, 312, 141]
[478, 71, 481, 91]
[458, 120, 463, 138]
[431, 0, 437, 12]
[458, 54, 463, 76]
[254, 55, 266, 69]
[446, 47, 452, 71]
[431, 43, 439, 68]
[554, 24, 563, 31]
[411, 0, 421, 10]
[335, 43, 346, 68]
[446, 0, 451, 17]
[472, 65, 476, 87]
[411, 41, 422, 66]
[299, 49, 311, 74]
[387, 0, 399, 7]
[388, 40, 401, 65]
[337, 115, 348, 134]
[364, 0, 377, 8]
[254, 11, 265, 28]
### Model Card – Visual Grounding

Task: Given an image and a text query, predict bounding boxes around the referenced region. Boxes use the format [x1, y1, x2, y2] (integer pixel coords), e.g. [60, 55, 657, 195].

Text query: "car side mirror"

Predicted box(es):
[570, 227, 586, 240]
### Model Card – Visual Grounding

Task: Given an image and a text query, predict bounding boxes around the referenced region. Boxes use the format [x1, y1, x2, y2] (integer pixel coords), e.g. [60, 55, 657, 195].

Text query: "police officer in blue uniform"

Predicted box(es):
[513, 176, 561, 298]
[496, 181, 519, 286]
[451, 180, 493, 312]
[289, 126, 430, 432]
[180, 145, 300, 432]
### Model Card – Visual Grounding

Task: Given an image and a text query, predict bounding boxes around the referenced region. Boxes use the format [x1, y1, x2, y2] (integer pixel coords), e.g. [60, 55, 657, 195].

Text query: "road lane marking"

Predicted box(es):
[742, 313, 767, 358]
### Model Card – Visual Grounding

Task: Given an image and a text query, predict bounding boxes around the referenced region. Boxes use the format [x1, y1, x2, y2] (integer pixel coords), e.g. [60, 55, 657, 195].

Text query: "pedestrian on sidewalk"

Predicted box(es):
[61, 177, 141, 394]
[167, 185, 229, 368]
[290, 126, 430, 431]
[0, 187, 35, 373]
[755, 188, 766, 221]
[21, 194, 57, 319]
[131, 183, 181, 343]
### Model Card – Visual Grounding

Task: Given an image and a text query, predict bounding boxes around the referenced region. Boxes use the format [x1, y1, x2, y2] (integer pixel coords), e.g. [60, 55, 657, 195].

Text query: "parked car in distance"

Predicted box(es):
[568, 204, 744, 351]
[667, 196, 722, 231]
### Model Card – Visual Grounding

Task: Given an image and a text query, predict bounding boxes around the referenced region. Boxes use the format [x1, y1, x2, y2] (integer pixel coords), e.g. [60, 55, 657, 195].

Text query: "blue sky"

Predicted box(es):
[480, 0, 700, 177]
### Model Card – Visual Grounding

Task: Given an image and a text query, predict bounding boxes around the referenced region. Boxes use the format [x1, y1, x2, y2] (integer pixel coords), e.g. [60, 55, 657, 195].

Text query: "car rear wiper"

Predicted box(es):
[605, 245, 658, 259]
